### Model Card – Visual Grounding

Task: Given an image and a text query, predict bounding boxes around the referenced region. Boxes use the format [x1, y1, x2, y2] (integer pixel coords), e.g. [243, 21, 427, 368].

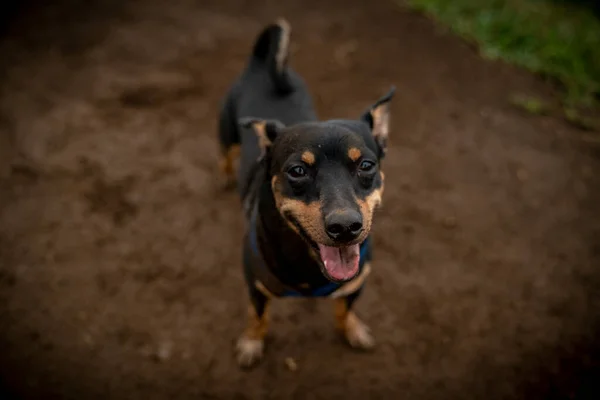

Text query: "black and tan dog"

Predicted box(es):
[218, 18, 394, 368]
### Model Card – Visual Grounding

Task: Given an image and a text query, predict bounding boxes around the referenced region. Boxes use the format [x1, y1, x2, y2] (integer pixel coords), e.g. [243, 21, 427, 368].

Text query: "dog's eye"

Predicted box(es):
[358, 160, 375, 172]
[287, 166, 307, 179]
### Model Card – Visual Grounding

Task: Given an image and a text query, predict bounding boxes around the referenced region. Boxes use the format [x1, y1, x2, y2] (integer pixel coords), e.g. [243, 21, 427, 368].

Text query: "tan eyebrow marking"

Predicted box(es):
[301, 151, 315, 166]
[348, 147, 362, 162]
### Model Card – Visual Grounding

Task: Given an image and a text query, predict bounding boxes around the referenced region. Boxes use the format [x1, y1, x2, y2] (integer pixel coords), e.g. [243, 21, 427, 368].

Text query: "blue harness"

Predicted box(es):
[248, 207, 370, 297]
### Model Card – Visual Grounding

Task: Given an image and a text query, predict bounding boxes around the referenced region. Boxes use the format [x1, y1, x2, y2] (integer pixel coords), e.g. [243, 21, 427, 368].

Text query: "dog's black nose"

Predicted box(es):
[325, 210, 363, 241]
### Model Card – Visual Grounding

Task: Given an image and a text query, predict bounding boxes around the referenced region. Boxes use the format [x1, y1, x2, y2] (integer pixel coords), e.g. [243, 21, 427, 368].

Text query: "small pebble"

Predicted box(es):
[82, 333, 94, 347]
[154, 341, 173, 362]
[285, 357, 298, 371]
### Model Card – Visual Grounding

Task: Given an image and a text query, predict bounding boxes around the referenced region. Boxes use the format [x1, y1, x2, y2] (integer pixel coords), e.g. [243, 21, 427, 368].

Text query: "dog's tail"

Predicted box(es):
[249, 18, 294, 94]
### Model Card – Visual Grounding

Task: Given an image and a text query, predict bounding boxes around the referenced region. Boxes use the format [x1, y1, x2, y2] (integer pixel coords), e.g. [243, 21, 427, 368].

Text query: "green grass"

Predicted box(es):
[509, 94, 550, 115]
[404, 0, 600, 107]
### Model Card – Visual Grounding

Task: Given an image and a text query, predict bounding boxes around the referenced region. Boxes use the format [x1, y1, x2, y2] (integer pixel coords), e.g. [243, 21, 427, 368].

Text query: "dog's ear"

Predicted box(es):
[239, 117, 285, 154]
[360, 86, 396, 157]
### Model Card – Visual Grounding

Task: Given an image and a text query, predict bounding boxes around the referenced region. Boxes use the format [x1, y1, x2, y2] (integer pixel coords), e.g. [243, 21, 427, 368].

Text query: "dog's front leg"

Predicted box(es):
[219, 144, 240, 191]
[333, 285, 375, 350]
[236, 287, 269, 368]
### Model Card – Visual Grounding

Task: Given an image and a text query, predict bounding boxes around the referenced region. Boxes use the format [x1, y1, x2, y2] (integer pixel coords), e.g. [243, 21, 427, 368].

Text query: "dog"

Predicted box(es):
[218, 18, 395, 368]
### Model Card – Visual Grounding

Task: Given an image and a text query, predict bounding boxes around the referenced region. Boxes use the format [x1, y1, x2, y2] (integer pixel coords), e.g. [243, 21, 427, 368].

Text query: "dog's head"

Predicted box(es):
[240, 87, 394, 283]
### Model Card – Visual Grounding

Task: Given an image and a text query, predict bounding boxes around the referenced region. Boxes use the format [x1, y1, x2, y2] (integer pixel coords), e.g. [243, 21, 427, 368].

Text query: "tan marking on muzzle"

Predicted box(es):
[356, 186, 383, 238]
[271, 176, 329, 244]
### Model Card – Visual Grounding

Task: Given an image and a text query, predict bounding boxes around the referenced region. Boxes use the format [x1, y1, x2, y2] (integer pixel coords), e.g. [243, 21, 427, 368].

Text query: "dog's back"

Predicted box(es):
[218, 19, 317, 200]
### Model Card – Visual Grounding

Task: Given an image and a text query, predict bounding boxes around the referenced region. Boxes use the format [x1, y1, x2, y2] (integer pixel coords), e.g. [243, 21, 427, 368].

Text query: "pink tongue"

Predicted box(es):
[318, 244, 360, 281]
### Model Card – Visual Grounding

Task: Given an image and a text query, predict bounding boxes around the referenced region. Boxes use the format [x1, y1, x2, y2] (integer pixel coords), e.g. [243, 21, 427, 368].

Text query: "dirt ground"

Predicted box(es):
[0, 0, 599, 399]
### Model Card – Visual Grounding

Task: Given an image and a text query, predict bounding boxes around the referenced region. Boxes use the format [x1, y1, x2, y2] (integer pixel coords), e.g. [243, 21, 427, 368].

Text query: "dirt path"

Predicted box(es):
[1, 0, 599, 399]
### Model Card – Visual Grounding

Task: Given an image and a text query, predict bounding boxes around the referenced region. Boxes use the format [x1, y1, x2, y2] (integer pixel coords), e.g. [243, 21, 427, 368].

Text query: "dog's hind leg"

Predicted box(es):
[218, 92, 240, 189]
[333, 281, 375, 350]
[236, 284, 270, 368]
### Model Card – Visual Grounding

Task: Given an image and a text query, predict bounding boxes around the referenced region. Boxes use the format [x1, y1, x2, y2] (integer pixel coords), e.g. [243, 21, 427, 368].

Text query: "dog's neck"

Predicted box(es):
[253, 178, 329, 287]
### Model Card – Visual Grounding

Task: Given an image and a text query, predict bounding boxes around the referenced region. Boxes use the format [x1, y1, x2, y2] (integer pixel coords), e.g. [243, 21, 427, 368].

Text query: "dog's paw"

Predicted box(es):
[344, 314, 375, 350]
[236, 336, 264, 368]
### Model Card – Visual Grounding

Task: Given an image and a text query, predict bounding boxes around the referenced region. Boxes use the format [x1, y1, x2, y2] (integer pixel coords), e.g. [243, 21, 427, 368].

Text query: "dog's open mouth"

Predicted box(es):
[285, 212, 361, 283]
[317, 244, 360, 282]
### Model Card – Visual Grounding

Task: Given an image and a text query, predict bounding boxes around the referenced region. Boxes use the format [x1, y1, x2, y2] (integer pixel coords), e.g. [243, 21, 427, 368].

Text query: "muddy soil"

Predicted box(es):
[1, 0, 599, 399]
